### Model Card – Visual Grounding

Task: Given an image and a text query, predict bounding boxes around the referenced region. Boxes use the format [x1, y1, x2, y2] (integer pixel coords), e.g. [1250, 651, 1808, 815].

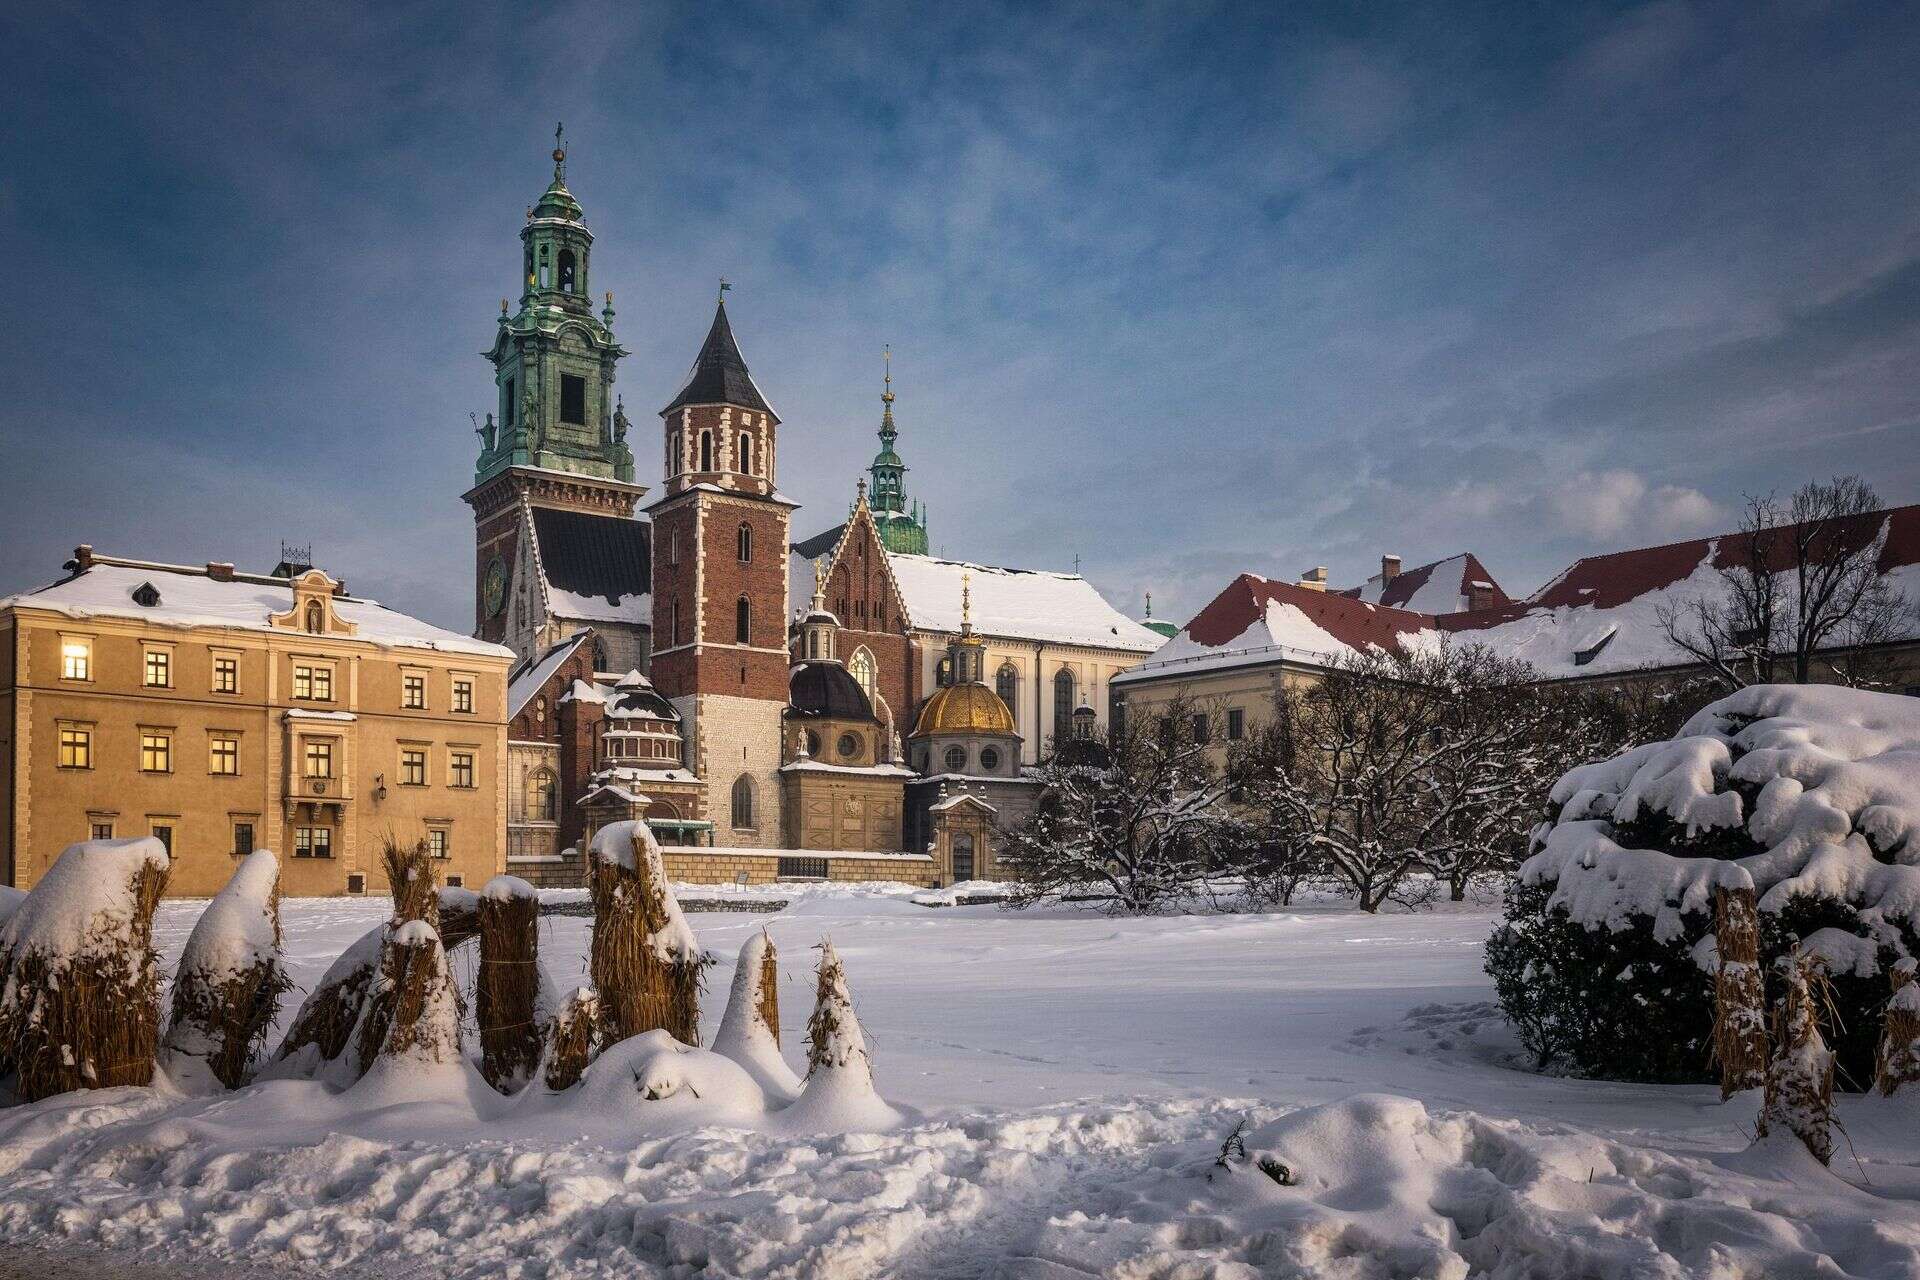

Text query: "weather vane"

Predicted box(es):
[718, 277, 732, 305]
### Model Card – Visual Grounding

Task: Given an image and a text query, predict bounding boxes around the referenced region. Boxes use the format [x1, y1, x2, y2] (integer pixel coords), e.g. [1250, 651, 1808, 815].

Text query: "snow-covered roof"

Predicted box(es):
[3, 560, 512, 660]
[886, 554, 1163, 652]
[508, 632, 591, 719]
[1340, 553, 1510, 614]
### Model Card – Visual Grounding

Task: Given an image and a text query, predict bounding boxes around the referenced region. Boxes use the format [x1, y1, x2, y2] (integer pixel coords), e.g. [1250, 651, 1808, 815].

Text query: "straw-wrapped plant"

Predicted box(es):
[587, 821, 708, 1046]
[478, 875, 545, 1092]
[713, 928, 800, 1101]
[0, 836, 170, 1101]
[541, 987, 601, 1091]
[1711, 885, 1768, 1099]
[781, 937, 900, 1130]
[354, 837, 457, 1075]
[1877, 958, 1920, 1096]
[159, 849, 292, 1091]
[1757, 947, 1837, 1164]
[369, 920, 462, 1066]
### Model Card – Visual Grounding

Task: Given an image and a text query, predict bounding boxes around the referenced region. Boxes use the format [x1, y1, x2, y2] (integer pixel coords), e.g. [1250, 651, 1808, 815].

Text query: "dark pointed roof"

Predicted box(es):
[529, 507, 651, 619]
[661, 301, 778, 420]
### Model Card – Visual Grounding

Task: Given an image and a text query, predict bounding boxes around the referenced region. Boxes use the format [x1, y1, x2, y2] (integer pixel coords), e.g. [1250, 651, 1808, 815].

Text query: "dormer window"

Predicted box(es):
[131, 581, 161, 608]
[1573, 626, 1617, 667]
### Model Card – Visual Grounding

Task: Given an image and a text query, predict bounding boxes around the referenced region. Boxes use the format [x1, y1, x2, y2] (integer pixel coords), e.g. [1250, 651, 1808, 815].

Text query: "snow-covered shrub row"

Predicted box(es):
[1488, 684, 1920, 1083]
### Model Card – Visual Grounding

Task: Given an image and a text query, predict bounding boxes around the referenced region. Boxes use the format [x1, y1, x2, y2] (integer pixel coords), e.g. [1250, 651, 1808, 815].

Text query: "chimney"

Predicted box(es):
[1298, 566, 1328, 592]
[206, 561, 235, 582]
[1468, 580, 1495, 611]
[72, 544, 95, 571]
[1381, 554, 1401, 582]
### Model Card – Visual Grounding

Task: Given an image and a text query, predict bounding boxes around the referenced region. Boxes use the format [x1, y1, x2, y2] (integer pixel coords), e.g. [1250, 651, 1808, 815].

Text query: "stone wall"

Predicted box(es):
[661, 845, 936, 888]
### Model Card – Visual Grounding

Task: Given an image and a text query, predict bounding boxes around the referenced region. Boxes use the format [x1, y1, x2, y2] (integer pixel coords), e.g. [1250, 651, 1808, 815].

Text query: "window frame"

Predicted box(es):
[232, 821, 255, 857]
[59, 634, 93, 682]
[140, 730, 173, 774]
[302, 737, 334, 779]
[292, 662, 334, 702]
[58, 722, 93, 769]
[944, 744, 968, 773]
[730, 775, 756, 830]
[735, 596, 751, 645]
[1226, 708, 1245, 741]
[294, 826, 333, 859]
[451, 677, 475, 714]
[402, 672, 427, 709]
[449, 750, 476, 790]
[426, 828, 450, 860]
[400, 746, 428, 786]
[211, 651, 240, 695]
[90, 821, 115, 841]
[143, 647, 173, 689]
[208, 732, 241, 776]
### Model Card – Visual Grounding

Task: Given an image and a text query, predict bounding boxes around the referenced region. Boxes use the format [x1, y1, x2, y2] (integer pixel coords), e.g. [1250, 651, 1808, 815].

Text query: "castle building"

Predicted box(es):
[1, 549, 512, 897]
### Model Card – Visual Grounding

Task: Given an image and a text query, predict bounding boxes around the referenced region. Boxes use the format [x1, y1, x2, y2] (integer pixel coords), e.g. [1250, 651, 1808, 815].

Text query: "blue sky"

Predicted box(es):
[1, 0, 1915, 631]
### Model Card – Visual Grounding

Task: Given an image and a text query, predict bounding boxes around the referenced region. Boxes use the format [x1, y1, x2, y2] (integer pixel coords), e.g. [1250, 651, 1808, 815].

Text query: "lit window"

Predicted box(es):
[294, 665, 332, 701]
[944, 745, 967, 773]
[141, 732, 172, 773]
[59, 725, 92, 769]
[401, 747, 427, 786]
[403, 674, 426, 709]
[427, 829, 449, 860]
[303, 739, 333, 778]
[209, 735, 240, 775]
[849, 647, 876, 700]
[528, 769, 556, 821]
[144, 649, 171, 687]
[452, 679, 474, 713]
[295, 827, 332, 859]
[233, 822, 255, 856]
[61, 638, 91, 681]
[213, 655, 238, 693]
[450, 751, 475, 789]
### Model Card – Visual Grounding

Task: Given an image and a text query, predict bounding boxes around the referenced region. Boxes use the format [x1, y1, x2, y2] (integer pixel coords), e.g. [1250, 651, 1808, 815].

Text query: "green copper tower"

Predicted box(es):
[473, 125, 634, 486]
[867, 347, 930, 555]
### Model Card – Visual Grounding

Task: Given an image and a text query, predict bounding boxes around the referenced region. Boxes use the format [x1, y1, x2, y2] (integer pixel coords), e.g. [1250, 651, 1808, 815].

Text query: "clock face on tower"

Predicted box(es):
[483, 557, 508, 618]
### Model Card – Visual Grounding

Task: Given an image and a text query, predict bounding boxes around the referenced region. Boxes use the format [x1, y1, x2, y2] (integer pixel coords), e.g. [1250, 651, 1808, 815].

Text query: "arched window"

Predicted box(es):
[699, 430, 713, 472]
[737, 522, 752, 563]
[739, 432, 754, 475]
[849, 646, 876, 700]
[730, 775, 756, 829]
[538, 244, 550, 288]
[936, 656, 953, 687]
[806, 631, 819, 660]
[996, 664, 1019, 724]
[558, 249, 576, 293]
[305, 601, 323, 634]
[735, 596, 751, 645]
[671, 431, 683, 475]
[527, 768, 556, 821]
[1053, 668, 1076, 744]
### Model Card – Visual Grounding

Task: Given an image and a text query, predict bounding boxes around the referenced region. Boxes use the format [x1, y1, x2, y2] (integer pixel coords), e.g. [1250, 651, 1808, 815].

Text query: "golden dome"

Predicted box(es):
[911, 681, 1016, 738]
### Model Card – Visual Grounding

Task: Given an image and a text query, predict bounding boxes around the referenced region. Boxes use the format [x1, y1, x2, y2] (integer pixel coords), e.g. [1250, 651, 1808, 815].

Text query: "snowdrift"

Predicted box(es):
[1491, 683, 1920, 1082]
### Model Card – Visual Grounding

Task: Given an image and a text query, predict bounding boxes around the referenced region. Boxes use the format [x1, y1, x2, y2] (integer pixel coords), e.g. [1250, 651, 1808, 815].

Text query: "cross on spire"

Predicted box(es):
[552, 121, 567, 181]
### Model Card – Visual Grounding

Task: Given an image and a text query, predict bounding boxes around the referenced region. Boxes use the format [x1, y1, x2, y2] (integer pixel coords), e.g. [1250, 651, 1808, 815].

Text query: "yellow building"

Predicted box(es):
[0, 548, 514, 897]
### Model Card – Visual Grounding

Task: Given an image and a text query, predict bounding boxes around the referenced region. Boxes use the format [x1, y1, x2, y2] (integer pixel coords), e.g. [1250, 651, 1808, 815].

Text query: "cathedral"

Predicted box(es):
[478, 135, 1162, 887]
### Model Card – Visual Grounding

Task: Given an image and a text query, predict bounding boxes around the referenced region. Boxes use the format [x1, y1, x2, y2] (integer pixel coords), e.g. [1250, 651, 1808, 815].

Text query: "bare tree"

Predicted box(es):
[1657, 476, 1912, 690]
[1000, 694, 1239, 912]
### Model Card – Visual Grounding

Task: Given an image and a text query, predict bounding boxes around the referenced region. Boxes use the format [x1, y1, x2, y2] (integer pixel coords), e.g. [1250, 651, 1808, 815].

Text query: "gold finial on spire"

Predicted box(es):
[882, 344, 894, 406]
[961, 571, 972, 632]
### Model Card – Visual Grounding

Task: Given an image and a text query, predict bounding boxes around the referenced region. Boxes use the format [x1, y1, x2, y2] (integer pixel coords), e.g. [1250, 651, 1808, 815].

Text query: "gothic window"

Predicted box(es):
[996, 664, 1018, 724]
[739, 432, 754, 475]
[305, 601, 323, 634]
[737, 522, 752, 563]
[560, 374, 586, 425]
[1053, 668, 1076, 744]
[730, 775, 756, 829]
[735, 596, 751, 645]
[504, 376, 516, 425]
[849, 647, 876, 701]
[558, 249, 576, 293]
[527, 768, 556, 821]
[699, 430, 713, 472]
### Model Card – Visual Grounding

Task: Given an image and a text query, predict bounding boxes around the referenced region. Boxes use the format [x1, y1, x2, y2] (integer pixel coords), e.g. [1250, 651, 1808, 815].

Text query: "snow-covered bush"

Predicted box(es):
[1488, 684, 1920, 1084]
[158, 849, 291, 1092]
[713, 928, 801, 1102]
[782, 938, 900, 1131]
[0, 836, 171, 1100]
[588, 820, 708, 1045]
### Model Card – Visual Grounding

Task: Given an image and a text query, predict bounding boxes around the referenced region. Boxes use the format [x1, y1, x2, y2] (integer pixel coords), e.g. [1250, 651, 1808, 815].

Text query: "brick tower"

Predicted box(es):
[648, 288, 795, 847]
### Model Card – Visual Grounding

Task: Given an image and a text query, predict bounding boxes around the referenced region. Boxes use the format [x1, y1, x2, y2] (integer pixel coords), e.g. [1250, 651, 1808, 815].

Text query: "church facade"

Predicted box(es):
[477, 137, 1157, 886]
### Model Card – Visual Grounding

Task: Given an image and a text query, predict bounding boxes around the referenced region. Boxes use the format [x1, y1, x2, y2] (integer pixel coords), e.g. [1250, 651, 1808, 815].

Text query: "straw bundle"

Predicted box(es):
[1757, 947, 1837, 1164]
[369, 920, 462, 1065]
[1877, 958, 1920, 1096]
[588, 822, 707, 1046]
[0, 837, 170, 1101]
[160, 850, 292, 1091]
[805, 939, 869, 1082]
[355, 837, 456, 1075]
[478, 875, 543, 1092]
[541, 987, 601, 1091]
[713, 928, 801, 1101]
[1710, 885, 1768, 1098]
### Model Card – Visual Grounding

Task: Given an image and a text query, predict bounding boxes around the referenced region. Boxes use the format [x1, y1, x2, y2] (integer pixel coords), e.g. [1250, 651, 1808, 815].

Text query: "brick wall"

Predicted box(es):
[662, 846, 935, 887]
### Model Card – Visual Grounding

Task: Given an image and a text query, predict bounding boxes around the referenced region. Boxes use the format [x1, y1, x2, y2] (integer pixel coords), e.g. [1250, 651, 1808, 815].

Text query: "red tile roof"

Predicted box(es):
[1185, 573, 1434, 654]
[1339, 552, 1512, 612]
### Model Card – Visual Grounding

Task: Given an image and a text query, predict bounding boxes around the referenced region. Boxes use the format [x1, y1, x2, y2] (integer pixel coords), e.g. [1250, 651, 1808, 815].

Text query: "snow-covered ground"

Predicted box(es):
[3, 884, 1919, 1277]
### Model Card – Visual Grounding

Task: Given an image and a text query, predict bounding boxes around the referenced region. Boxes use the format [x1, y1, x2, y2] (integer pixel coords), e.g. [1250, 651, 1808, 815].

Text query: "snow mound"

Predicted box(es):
[157, 850, 286, 1093]
[573, 1029, 768, 1127]
[0, 837, 170, 969]
[1525, 684, 1920, 955]
[711, 930, 802, 1103]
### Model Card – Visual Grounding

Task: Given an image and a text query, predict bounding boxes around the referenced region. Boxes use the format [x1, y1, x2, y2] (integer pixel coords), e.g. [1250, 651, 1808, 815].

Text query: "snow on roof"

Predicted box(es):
[3, 561, 512, 660]
[885, 553, 1163, 652]
[1341, 553, 1510, 614]
[509, 632, 590, 719]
